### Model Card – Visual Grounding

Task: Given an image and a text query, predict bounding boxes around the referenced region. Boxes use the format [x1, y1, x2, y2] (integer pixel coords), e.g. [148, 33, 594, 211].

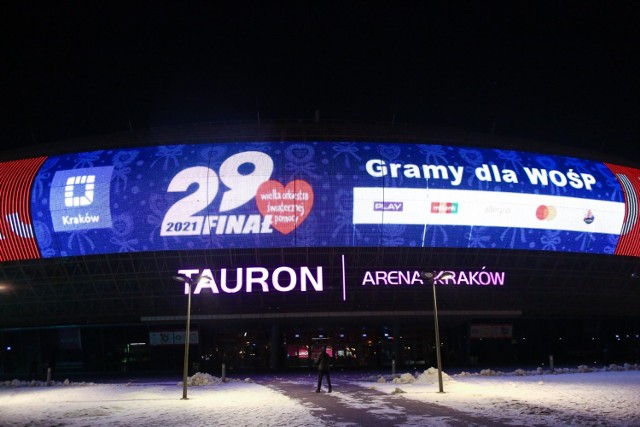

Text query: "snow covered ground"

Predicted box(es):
[361, 365, 640, 426]
[0, 365, 639, 426]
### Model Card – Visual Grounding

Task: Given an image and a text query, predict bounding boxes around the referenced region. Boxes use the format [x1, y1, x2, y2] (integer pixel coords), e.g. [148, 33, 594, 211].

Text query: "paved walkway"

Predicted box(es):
[260, 373, 513, 426]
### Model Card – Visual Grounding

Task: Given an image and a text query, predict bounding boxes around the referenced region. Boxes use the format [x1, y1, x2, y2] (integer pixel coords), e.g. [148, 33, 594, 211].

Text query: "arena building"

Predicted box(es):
[0, 121, 639, 378]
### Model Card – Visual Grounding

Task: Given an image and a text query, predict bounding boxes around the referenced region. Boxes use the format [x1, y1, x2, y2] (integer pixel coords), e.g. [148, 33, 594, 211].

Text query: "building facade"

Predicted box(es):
[1, 121, 639, 378]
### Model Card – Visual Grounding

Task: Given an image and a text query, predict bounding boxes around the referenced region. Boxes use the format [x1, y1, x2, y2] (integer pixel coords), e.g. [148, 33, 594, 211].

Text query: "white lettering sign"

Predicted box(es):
[361, 268, 505, 286]
[177, 266, 324, 294]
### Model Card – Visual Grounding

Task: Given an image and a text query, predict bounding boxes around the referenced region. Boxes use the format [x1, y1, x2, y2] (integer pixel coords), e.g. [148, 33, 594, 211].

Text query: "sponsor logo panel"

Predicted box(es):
[354, 187, 623, 233]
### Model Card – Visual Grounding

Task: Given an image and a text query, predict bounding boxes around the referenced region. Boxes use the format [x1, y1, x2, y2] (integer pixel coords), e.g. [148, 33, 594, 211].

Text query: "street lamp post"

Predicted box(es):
[173, 272, 212, 400]
[420, 270, 453, 393]
[432, 275, 445, 393]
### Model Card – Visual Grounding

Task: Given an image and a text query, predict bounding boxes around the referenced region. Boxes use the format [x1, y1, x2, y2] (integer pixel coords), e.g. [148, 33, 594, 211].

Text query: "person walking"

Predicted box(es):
[315, 345, 332, 393]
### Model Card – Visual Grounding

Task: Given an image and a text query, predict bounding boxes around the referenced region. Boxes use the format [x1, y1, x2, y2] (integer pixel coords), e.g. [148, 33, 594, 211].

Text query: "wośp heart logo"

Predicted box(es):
[256, 180, 314, 235]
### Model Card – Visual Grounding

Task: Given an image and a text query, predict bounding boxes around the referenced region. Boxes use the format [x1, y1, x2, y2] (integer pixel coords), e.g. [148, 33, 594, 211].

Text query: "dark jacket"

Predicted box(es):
[316, 350, 330, 371]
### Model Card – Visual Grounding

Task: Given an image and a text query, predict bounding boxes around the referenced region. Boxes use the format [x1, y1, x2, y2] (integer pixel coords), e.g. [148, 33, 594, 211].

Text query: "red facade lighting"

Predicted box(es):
[0, 157, 46, 261]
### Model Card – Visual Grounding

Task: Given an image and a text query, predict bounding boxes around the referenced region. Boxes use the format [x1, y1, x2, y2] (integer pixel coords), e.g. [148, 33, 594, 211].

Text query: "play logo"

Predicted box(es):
[374, 201, 404, 212]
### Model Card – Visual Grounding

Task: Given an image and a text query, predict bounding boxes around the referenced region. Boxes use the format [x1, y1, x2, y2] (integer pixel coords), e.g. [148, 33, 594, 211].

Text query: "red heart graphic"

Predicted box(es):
[256, 180, 314, 235]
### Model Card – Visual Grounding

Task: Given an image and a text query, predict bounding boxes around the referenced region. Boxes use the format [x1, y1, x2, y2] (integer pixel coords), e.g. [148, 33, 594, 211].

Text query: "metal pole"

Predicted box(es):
[182, 281, 192, 400]
[432, 281, 444, 393]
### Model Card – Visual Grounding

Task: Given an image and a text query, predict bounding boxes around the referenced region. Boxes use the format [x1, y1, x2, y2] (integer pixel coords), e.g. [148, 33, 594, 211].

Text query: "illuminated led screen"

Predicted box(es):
[1, 141, 638, 261]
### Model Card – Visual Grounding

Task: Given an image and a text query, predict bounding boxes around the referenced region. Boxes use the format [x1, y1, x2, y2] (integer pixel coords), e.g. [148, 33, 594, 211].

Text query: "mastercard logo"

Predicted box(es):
[536, 205, 557, 220]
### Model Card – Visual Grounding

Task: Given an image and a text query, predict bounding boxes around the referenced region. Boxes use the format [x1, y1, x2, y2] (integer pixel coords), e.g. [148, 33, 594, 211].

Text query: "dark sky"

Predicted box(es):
[3, 2, 640, 161]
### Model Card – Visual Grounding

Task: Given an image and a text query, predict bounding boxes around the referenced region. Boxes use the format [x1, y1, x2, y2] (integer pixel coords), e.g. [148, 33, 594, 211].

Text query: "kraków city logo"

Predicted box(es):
[49, 166, 114, 232]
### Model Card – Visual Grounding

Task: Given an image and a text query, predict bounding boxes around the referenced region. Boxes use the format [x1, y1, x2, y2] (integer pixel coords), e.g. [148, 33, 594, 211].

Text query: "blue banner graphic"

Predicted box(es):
[30, 142, 627, 258]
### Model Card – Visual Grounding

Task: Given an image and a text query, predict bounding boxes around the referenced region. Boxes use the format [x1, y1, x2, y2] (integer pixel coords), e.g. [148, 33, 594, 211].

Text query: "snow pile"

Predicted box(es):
[456, 363, 640, 378]
[382, 363, 640, 383]
[177, 371, 252, 387]
[392, 372, 416, 384]
[414, 367, 451, 384]
[1, 379, 94, 387]
[178, 372, 223, 386]
[607, 363, 633, 371]
[388, 367, 452, 384]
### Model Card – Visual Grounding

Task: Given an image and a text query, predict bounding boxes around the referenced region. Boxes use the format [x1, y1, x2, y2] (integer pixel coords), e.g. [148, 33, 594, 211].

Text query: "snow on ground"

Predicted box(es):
[356, 365, 640, 426]
[0, 375, 322, 427]
[0, 365, 639, 426]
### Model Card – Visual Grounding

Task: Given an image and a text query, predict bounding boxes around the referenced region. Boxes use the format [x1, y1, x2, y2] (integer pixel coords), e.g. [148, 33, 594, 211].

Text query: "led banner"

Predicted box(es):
[21, 142, 636, 258]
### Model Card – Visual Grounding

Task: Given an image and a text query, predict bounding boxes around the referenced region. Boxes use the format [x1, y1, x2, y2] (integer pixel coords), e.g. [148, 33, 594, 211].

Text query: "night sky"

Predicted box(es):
[3, 2, 640, 161]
